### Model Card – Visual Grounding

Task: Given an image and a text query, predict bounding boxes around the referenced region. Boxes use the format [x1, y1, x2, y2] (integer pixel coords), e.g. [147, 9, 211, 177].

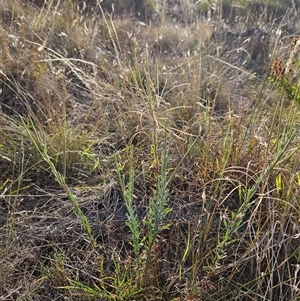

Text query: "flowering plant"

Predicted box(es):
[269, 37, 300, 105]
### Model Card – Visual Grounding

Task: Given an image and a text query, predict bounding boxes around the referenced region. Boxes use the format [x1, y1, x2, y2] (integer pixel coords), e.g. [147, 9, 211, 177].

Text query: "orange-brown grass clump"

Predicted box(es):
[0, 0, 300, 300]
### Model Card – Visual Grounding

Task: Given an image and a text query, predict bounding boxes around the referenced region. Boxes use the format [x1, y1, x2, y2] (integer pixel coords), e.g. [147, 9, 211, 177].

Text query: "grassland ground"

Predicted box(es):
[0, 1, 300, 300]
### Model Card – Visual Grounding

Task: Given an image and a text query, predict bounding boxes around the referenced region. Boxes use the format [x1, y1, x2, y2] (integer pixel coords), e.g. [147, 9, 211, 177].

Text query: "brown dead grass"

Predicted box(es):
[0, 1, 300, 301]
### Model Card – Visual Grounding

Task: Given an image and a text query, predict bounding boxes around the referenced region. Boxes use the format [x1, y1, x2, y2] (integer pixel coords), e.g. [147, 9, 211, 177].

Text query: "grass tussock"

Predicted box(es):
[0, 0, 300, 300]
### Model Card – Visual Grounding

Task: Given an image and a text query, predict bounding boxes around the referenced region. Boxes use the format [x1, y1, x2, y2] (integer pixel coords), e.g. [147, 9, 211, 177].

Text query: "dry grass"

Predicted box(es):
[0, 1, 300, 300]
